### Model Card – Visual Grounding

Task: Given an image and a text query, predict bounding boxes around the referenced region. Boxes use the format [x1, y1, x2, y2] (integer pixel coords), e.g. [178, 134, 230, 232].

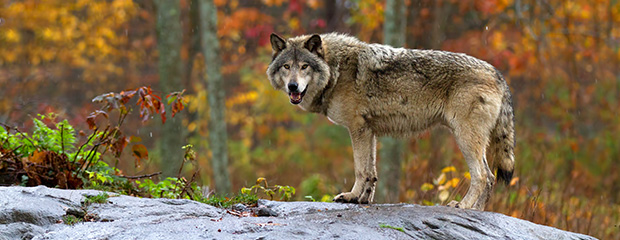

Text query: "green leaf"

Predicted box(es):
[167, 95, 178, 105]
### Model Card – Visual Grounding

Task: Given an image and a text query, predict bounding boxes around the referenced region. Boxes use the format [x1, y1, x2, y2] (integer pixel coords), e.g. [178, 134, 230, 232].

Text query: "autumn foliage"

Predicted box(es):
[1, 0, 619, 238]
[0, 86, 185, 191]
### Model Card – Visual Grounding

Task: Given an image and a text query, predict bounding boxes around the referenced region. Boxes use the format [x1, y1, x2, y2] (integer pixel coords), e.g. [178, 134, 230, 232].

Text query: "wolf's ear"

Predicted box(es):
[270, 33, 286, 53]
[304, 34, 324, 59]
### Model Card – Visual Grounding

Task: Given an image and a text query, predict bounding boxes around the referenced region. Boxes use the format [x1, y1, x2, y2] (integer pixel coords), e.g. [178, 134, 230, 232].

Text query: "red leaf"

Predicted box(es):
[166, 89, 186, 118]
[86, 110, 108, 130]
[119, 90, 137, 105]
[159, 101, 166, 124]
[135, 86, 166, 123]
[111, 134, 129, 158]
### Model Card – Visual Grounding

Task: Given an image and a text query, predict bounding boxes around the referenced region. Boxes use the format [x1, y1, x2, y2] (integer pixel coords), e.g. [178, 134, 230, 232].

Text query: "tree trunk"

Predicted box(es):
[154, 0, 185, 178]
[377, 0, 406, 203]
[428, 1, 450, 172]
[430, 0, 447, 49]
[324, 0, 343, 32]
[199, 0, 231, 194]
[185, 0, 201, 141]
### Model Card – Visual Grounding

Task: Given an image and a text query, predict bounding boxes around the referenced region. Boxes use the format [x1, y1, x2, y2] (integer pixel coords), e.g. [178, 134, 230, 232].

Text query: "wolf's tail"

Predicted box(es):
[487, 69, 515, 185]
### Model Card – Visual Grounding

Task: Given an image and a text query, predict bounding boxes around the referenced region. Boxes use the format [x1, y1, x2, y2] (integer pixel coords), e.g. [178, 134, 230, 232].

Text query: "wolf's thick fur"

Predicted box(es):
[267, 33, 515, 210]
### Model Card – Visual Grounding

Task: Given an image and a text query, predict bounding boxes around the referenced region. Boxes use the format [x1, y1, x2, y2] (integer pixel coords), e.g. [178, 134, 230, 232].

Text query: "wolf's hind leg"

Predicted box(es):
[448, 102, 499, 210]
[449, 127, 495, 210]
[334, 127, 377, 204]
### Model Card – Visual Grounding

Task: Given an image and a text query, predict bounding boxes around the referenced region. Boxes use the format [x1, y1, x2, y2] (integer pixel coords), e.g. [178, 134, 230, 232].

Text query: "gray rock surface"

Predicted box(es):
[0, 186, 597, 240]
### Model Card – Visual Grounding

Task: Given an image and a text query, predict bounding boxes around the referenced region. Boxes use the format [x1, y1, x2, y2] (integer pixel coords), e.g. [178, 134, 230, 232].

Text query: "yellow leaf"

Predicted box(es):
[5, 29, 21, 42]
[420, 183, 434, 192]
[256, 177, 266, 185]
[463, 172, 471, 180]
[441, 166, 456, 173]
[288, 17, 300, 30]
[4, 51, 17, 63]
[320, 195, 333, 202]
[448, 178, 460, 188]
[187, 122, 197, 132]
[42, 28, 54, 41]
[491, 32, 507, 51]
[438, 190, 449, 202]
[435, 173, 446, 185]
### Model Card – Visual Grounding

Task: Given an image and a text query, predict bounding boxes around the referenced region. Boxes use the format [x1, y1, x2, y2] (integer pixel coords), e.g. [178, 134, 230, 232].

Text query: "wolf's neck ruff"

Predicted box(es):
[306, 72, 336, 115]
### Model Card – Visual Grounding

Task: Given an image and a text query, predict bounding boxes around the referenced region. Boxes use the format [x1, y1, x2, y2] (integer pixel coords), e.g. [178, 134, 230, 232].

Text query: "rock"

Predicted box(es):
[0, 186, 597, 240]
[65, 207, 86, 219]
[231, 203, 248, 212]
[256, 206, 278, 217]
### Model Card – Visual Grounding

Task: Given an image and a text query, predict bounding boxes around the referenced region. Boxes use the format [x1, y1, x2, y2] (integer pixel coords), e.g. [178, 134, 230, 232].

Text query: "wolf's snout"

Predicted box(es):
[288, 82, 299, 92]
[286, 81, 306, 105]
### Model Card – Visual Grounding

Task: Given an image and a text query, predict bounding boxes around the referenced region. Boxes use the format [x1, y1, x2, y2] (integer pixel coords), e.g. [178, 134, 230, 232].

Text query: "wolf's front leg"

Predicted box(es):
[334, 127, 378, 204]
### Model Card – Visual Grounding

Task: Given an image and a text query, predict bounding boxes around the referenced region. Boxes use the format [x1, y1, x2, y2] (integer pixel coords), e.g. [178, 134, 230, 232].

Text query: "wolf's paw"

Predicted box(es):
[333, 192, 366, 204]
[447, 200, 461, 208]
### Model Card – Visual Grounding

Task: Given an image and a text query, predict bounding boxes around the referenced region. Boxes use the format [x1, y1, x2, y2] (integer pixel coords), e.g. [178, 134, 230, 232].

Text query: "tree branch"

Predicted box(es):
[119, 171, 162, 179]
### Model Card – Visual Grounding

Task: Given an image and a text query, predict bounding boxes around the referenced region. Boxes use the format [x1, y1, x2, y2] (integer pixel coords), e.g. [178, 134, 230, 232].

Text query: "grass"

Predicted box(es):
[62, 215, 82, 225]
[199, 192, 259, 208]
[82, 192, 110, 206]
[379, 223, 405, 232]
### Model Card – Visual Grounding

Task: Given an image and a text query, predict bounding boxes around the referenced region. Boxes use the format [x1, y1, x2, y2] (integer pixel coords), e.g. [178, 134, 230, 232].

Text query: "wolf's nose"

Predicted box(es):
[288, 82, 299, 92]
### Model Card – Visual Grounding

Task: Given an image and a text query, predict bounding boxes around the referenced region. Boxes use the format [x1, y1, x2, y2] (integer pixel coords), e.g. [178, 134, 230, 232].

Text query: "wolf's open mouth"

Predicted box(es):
[288, 88, 307, 105]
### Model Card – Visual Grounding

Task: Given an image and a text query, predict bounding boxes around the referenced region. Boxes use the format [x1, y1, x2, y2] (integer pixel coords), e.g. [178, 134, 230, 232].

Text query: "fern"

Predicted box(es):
[1, 115, 79, 158]
[56, 119, 76, 154]
[0, 124, 35, 156]
[28, 115, 77, 155]
[32, 117, 55, 151]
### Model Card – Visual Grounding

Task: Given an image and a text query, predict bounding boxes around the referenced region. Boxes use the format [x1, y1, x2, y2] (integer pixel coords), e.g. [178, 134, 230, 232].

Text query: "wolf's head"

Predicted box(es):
[266, 33, 330, 106]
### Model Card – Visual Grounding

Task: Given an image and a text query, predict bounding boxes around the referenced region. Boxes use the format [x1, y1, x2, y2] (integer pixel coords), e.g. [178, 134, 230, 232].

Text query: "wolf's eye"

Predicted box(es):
[283, 64, 290, 69]
[301, 64, 309, 70]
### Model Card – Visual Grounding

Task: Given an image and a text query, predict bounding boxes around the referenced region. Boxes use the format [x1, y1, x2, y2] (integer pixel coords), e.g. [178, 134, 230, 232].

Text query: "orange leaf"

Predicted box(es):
[132, 144, 149, 167]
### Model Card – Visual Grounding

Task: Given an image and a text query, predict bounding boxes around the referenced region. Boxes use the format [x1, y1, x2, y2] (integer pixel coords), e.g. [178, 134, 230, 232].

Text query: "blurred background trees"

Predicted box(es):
[377, 0, 406, 204]
[199, 0, 231, 194]
[1, 0, 619, 238]
[154, 0, 185, 177]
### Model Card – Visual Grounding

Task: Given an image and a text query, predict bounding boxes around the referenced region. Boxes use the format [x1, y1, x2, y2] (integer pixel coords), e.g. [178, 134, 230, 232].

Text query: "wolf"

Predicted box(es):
[266, 33, 515, 210]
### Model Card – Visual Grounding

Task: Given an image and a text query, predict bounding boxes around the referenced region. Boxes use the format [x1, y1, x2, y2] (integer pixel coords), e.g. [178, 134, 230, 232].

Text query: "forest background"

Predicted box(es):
[0, 0, 619, 238]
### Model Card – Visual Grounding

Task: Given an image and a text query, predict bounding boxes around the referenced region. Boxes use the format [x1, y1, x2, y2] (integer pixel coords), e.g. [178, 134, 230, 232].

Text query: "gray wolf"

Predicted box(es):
[266, 32, 515, 210]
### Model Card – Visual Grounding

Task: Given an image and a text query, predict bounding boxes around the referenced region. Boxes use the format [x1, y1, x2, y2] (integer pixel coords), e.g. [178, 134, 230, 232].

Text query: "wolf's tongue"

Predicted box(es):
[291, 93, 301, 101]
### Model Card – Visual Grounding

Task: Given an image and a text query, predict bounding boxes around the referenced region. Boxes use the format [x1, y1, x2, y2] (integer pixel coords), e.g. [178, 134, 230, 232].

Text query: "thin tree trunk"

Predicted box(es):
[430, 0, 446, 49]
[325, 0, 344, 32]
[199, 0, 231, 194]
[154, 0, 185, 177]
[406, 0, 421, 48]
[185, 0, 201, 141]
[377, 0, 406, 203]
[428, 0, 450, 173]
